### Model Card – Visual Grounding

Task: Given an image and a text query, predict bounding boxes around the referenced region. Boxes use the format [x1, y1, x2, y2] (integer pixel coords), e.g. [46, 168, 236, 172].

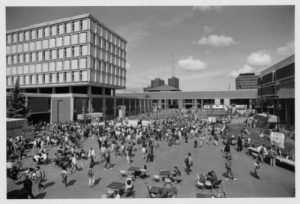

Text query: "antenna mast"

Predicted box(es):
[172, 54, 175, 77]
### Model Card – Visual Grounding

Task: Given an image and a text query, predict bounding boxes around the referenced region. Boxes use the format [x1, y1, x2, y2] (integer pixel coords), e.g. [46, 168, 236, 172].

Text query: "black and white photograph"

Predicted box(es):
[3, 0, 298, 201]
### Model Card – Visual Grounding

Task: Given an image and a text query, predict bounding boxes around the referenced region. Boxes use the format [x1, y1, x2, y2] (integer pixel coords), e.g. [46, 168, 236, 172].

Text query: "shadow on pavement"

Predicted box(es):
[35, 192, 47, 199]
[7, 189, 27, 199]
[44, 181, 55, 189]
[68, 180, 76, 186]
[94, 178, 102, 186]
[250, 171, 260, 179]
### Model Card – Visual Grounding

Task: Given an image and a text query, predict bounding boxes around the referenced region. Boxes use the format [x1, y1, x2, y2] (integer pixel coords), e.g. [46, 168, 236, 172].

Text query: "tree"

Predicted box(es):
[7, 78, 31, 118]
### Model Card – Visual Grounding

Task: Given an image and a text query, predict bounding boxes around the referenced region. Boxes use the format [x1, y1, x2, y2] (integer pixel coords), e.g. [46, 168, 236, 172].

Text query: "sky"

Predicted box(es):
[6, 6, 295, 93]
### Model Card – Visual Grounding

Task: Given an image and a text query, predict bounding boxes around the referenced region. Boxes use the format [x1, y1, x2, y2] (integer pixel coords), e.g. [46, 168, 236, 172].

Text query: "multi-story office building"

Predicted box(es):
[235, 73, 258, 90]
[6, 13, 133, 122]
[257, 55, 294, 124]
[150, 78, 164, 88]
[168, 76, 179, 89]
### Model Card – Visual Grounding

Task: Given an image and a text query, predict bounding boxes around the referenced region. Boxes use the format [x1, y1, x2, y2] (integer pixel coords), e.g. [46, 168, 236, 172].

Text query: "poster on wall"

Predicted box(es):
[270, 132, 285, 148]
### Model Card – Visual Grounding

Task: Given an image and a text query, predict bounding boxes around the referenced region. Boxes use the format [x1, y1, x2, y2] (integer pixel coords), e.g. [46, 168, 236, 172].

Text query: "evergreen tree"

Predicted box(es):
[7, 78, 31, 118]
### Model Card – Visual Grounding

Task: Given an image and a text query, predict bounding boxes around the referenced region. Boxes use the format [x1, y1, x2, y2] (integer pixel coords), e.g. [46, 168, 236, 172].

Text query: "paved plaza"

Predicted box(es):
[7, 122, 295, 198]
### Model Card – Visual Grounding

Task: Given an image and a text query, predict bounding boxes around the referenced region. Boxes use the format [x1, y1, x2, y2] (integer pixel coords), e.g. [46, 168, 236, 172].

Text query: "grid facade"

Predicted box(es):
[6, 14, 127, 89]
[235, 74, 258, 90]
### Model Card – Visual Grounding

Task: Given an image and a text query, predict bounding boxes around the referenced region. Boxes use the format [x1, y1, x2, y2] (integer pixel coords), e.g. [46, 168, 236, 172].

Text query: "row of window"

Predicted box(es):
[7, 59, 126, 77]
[90, 32, 126, 55]
[7, 17, 126, 49]
[7, 32, 126, 57]
[7, 19, 88, 44]
[7, 45, 88, 65]
[8, 71, 86, 86]
[7, 72, 125, 87]
[6, 33, 87, 54]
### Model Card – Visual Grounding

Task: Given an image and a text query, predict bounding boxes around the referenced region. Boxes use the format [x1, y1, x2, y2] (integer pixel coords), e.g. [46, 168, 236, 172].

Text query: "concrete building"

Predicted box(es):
[235, 73, 258, 90]
[150, 78, 165, 88]
[257, 55, 294, 124]
[168, 76, 179, 89]
[118, 89, 257, 109]
[6, 14, 153, 122]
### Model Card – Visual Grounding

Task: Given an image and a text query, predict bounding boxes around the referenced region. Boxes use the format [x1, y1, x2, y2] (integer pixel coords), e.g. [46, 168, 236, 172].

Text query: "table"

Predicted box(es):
[106, 182, 125, 191]
[276, 157, 295, 171]
[159, 170, 170, 177]
[247, 147, 259, 157]
[128, 166, 140, 172]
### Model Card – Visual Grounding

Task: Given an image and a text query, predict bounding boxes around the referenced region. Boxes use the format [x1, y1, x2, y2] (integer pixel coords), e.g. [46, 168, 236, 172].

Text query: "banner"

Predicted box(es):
[270, 132, 285, 148]
[208, 117, 216, 124]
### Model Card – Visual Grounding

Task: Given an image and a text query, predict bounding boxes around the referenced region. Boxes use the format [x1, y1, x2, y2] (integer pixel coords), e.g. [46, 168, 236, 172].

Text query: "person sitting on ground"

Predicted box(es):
[170, 166, 182, 183]
[139, 165, 148, 179]
[207, 170, 221, 188]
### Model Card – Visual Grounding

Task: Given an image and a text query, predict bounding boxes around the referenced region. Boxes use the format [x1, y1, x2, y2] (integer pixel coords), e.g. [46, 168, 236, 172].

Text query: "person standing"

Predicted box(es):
[237, 136, 243, 152]
[224, 155, 237, 181]
[88, 164, 95, 188]
[23, 175, 34, 198]
[269, 145, 277, 167]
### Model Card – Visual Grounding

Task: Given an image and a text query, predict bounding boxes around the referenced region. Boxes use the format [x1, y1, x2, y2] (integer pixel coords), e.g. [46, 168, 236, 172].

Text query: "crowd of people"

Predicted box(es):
[6, 109, 293, 199]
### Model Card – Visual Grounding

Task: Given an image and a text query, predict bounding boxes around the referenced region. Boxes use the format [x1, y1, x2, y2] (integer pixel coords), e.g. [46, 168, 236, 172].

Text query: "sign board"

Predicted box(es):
[78, 112, 103, 121]
[235, 105, 247, 109]
[208, 117, 216, 124]
[203, 105, 211, 109]
[212, 105, 224, 109]
[270, 132, 285, 148]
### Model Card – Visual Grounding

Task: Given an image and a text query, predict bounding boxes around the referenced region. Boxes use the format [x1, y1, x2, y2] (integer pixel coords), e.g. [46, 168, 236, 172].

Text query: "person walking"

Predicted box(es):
[35, 166, 45, 190]
[61, 166, 68, 187]
[104, 151, 112, 170]
[88, 164, 95, 188]
[254, 154, 262, 177]
[70, 154, 79, 174]
[184, 153, 193, 175]
[88, 147, 96, 167]
[23, 175, 34, 198]
[224, 155, 237, 181]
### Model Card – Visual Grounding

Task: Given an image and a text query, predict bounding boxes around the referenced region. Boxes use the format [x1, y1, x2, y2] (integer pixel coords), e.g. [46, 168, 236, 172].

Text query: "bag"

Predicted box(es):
[88, 169, 93, 177]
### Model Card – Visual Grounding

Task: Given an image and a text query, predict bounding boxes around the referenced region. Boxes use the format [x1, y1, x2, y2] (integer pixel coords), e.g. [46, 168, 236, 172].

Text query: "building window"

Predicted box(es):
[80, 45, 83, 55]
[43, 74, 45, 83]
[79, 71, 83, 81]
[29, 75, 32, 84]
[72, 72, 74, 81]
[72, 47, 75, 56]
[56, 73, 59, 82]
[63, 72, 67, 82]
[80, 20, 83, 30]
[72, 22, 75, 31]
[64, 48, 67, 58]
[49, 74, 52, 83]
[23, 76, 26, 84]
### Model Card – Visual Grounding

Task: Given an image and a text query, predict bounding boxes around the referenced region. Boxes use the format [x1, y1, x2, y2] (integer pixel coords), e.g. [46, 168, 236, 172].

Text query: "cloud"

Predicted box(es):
[203, 26, 214, 34]
[247, 50, 272, 66]
[229, 64, 253, 78]
[193, 6, 223, 12]
[197, 35, 237, 47]
[177, 56, 206, 71]
[276, 41, 294, 56]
